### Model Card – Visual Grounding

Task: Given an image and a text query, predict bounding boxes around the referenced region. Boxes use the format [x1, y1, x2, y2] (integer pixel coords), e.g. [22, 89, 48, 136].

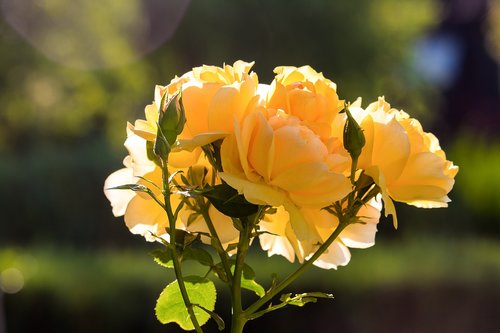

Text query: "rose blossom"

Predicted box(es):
[220, 107, 352, 242]
[346, 97, 459, 225]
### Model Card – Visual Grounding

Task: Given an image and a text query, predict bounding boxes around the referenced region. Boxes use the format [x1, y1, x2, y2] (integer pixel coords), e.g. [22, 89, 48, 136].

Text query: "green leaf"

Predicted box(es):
[231, 218, 244, 232]
[202, 183, 259, 218]
[223, 261, 265, 297]
[225, 242, 238, 253]
[279, 292, 334, 307]
[150, 249, 174, 269]
[241, 271, 265, 297]
[181, 247, 214, 267]
[155, 276, 216, 330]
[193, 304, 225, 331]
[213, 263, 229, 283]
[108, 183, 149, 192]
[108, 183, 165, 209]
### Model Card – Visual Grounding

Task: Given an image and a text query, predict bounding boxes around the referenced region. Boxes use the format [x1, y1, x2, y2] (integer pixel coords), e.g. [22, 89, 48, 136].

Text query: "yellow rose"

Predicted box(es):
[259, 197, 382, 269]
[173, 60, 261, 134]
[129, 61, 261, 168]
[266, 65, 343, 140]
[349, 97, 459, 226]
[104, 131, 239, 247]
[220, 108, 352, 242]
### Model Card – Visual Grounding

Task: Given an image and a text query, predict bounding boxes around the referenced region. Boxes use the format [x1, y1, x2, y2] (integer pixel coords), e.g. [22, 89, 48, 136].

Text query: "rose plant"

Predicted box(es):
[104, 61, 458, 333]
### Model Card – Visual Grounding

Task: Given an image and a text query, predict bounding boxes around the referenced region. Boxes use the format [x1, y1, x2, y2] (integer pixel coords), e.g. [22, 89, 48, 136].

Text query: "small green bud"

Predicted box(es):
[158, 92, 181, 146]
[153, 127, 171, 161]
[343, 106, 365, 160]
[187, 165, 208, 187]
[153, 91, 186, 162]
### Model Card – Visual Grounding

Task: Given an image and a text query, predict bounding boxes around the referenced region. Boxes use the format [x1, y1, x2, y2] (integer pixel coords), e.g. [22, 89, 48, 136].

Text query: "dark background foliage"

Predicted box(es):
[1, 0, 500, 332]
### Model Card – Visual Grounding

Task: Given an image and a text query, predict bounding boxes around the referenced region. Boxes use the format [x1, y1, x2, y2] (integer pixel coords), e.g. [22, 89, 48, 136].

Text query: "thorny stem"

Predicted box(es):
[230, 216, 254, 333]
[243, 184, 380, 321]
[196, 197, 233, 286]
[243, 215, 351, 318]
[161, 161, 203, 333]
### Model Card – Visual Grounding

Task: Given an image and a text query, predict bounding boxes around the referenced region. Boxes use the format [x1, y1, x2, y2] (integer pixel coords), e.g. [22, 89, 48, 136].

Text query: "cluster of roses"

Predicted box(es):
[104, 61, 458, 269]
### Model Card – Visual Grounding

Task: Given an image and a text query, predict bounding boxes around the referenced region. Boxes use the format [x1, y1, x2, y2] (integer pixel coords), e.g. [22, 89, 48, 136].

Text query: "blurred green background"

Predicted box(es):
[2, 0, 500, 332]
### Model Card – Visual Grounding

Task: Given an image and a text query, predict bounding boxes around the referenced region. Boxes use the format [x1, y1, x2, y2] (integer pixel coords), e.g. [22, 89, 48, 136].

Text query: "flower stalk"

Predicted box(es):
[230, 217, 252, 333]
[243, 214, 350, 319]
[161, 161, 203, 333]
[196, 197, 233, 284]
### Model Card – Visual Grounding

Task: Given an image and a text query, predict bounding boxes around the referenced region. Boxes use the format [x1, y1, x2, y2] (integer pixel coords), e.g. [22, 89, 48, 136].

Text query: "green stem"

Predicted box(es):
[244, 216, 350, 317]
[230, 315, 247, 333]
[162, 163, 203, 333]
[196, 198, 233, 285]
[350, 156, 358, 185]
[247, 301, 288, 321]
[230, 217, 253, 333]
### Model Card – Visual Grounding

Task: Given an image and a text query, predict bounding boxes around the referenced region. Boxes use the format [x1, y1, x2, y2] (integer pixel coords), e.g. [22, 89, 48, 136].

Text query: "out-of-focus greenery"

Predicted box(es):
[5, 237, 500, 302]
[0, 0, 450, 247]
[2, 237, 500, 332]
[450, 133, 500, 218]
[0, 0, 438, 153]
[1, 0, 500, 332]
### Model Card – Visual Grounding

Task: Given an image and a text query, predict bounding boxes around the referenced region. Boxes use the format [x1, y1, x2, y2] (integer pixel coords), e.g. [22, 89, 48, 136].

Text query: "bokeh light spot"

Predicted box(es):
[1, 0, 190, 69]
[0, 267, 25, 294]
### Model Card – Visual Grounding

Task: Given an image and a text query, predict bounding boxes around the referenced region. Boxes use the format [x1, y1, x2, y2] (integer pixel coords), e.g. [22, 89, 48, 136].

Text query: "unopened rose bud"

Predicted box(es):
[343, 107, 365, 161]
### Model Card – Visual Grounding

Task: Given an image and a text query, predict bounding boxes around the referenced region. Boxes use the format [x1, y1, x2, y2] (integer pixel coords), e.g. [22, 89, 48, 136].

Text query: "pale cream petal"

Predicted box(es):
[174, 132, 229, 152]
[311, 241, 351, 270]
[259, 206, 305, 263]
[124, 133, 156, 177]
[132, 104, 158, 141]
[340, 196, 382, 249]
[260, 233, 296, 263]
[103, 167, 136, 217]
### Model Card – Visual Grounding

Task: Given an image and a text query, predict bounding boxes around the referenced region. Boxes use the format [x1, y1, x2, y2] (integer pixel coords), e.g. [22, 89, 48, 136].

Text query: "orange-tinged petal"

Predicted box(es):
[219, 172, 286, 207]
[182, 82, 219, 135]
[124, 194, 168, 242]
[271, 125, 328, 177]
[246, 112, 275, 182]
